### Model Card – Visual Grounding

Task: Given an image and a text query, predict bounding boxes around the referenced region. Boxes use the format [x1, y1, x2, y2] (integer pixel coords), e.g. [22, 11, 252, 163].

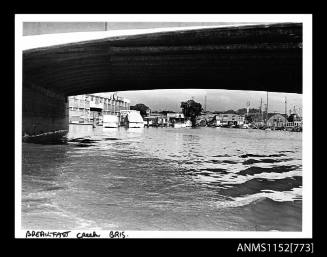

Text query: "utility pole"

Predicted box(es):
[260, 98, 263, 122]
[285, 97, 287, 118]
[299, 107, 302, 118]
[205, 96, 207, 112]
[246, 101, 250, 116]
[266, 91, 269, 124]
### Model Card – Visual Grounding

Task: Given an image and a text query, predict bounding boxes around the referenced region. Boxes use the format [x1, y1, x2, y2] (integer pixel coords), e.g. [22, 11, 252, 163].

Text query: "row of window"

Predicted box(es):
[69, 107, 91, 111]
[69, 106, 128, 114]
[102, 102, 130, 108]
[103, 111, 120, 115]
[70, 100, 129, 108]
[69, 107, 130, 112]
[70, 96, 129, 105]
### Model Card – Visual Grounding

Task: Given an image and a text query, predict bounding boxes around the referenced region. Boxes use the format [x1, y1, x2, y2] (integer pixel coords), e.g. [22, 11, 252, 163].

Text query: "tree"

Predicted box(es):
[288, 113, 297, 122]
[180, 99, 202, 127]
[245, 115, 253, 123]
[130, 103, 149, 117]
[237, 108, 261, 116]
[236, 108, 247, 115]
[224, 109, 237, 114]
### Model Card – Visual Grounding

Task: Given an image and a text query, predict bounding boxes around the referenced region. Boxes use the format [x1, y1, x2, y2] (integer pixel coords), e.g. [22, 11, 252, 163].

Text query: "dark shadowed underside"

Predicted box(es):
[23, 23, 302, 96]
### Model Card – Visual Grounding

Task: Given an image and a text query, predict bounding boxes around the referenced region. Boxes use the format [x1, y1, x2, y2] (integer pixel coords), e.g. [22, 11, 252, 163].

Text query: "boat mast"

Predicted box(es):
[260, 98, 263, 122]
[246, 101, 250, 116]
[204, 95, 207, 112]
[266, 91, 269, 125]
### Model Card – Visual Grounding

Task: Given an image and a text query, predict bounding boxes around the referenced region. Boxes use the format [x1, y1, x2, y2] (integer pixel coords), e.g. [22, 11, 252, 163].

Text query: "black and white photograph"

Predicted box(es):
[15, 14, 312, 239]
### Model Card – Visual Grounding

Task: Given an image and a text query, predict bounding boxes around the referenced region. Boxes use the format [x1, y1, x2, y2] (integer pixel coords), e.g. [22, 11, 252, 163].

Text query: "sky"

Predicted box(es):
[95, 89, 303, 114]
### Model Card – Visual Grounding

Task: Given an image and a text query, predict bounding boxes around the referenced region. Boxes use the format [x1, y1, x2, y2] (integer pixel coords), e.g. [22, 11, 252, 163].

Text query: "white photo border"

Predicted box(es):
[15, 14, 312, 239]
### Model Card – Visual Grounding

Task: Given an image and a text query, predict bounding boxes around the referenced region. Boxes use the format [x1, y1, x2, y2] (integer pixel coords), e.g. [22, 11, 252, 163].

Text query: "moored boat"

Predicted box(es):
[124, 111, 144, 128]
[23, 130, 68, 144]
[173, 122, 187, 128]
[103, 114, 119, 128]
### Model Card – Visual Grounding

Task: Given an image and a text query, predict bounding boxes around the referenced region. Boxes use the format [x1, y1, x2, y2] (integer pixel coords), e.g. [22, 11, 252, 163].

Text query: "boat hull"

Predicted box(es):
[103, 122, 118, 128]
[173, 123, 187, 128]
[127, 122, 144, 128]
[23, 130, 68, 144]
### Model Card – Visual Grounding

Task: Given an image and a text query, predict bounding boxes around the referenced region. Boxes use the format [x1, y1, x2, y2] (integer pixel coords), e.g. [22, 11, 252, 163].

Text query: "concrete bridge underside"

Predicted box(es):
[22, 23, 302, 139]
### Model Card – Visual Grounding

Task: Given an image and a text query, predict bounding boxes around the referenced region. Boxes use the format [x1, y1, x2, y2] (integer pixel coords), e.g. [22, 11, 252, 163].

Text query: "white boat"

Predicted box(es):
[185, 120, 192, 127]
[103, 115, 119, 128]
[125, 111, 144, 128]
[173, 122, 187, 128]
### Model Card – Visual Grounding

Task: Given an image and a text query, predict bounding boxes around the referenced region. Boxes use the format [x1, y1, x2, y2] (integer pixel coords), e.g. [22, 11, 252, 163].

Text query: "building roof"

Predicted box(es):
[127, 112, 144, 122]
